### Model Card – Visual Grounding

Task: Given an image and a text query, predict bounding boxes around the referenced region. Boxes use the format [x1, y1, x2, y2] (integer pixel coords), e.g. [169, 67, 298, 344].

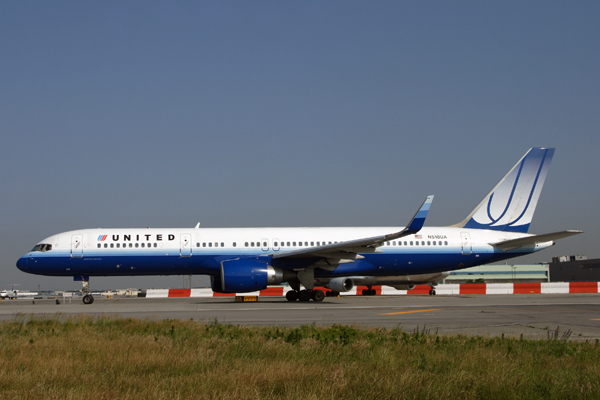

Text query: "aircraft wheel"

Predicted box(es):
[330, 291, 340, 297]
[432, 289, 436, 296]
[312, 289, 325, 302]
[286, 290, 298, 302]
[82, 294, 94, 305]
[298, 290, 311, 302]
[369, 289, 376, 296]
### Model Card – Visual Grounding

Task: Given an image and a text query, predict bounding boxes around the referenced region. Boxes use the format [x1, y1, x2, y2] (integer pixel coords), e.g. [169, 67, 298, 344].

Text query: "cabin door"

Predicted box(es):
[461, 232, 472, 255]
[180, 233, 192, 257]
[71, 234, 83, 258]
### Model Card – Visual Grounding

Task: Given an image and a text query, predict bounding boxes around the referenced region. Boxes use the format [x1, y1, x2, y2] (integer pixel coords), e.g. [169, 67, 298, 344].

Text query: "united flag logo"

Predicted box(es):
[97, 235, 107, 241]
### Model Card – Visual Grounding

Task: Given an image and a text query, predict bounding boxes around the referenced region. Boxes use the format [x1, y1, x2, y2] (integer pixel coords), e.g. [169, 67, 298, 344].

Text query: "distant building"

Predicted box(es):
[444, 264, 549, 284]
[549, 255, 600, 282]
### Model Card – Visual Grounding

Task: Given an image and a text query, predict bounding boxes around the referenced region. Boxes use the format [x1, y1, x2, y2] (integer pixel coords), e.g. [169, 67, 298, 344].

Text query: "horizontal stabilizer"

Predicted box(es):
[491, 230, 583, 252]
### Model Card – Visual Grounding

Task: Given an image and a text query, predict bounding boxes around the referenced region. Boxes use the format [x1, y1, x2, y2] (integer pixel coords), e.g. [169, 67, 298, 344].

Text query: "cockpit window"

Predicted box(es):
[31, 244, 52, 252]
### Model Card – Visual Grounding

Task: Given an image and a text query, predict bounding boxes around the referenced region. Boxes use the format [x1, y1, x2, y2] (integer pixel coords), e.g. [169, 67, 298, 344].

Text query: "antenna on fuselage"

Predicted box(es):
[194, 222, 201, 229]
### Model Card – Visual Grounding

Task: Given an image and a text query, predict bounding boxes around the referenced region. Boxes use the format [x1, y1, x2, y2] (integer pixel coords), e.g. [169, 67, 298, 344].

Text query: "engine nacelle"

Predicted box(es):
[211, 259, 296, 293]
[328, 277, 354, 292]
[219, 258, 270, 293]
[391, 284, 416, 291]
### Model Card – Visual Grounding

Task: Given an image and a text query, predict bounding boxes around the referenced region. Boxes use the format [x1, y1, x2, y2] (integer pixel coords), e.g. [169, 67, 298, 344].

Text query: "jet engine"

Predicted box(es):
[390, 284, 416, 290]
[212, 259, 295, 293]
[328, 277, 354, 292]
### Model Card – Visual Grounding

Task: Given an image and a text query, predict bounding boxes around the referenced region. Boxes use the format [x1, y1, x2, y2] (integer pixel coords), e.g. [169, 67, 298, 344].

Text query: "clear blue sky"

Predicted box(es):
[2, 1, 599, 291]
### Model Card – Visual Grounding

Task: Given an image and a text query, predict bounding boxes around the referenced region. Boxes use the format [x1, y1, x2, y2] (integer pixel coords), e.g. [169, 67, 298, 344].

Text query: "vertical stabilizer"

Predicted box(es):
[453, 147, 554, 233]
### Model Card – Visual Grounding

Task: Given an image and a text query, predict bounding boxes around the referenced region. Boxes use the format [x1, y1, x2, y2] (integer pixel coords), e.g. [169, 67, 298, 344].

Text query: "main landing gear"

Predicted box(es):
[81, 280, 94, 305]
[286, 289, 325, 302]
[429, 288, 437, 296]
[361, 286, 377, 296]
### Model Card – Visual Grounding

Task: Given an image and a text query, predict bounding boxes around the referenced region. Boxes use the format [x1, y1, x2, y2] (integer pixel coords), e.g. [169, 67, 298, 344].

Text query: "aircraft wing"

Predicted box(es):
[491, 230, 583, 252]
[271, 195, 434, 268]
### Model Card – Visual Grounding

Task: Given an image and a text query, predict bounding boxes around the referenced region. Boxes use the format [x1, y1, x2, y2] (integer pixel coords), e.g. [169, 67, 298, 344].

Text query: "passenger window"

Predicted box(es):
[196, 243, 200, 247]
[245, 242, 248, 247]
[110, 243, 114, 248]
[287, 242, 290, 246]
[293, 242, 296, 246]
[305, 242, 308, 246]
[135, 243, 139, 248]
[221, 242, 224, 247]
[415, 241, 419, 246]
[263, 242, 267, 247]
[141, 243, 145, 248]
[97, 244, 101, 248]
[311, 242, 314, 246]
[209, 243, 212, 247]
[298, 242, 302, 247]
[274, 242, 278, 247]
[104, 243, 107, 248]
[410, 241, 413, 246]
[233, 242, 236, 247]
[445, 241, 448, 245]
[427, 241, 430, 246]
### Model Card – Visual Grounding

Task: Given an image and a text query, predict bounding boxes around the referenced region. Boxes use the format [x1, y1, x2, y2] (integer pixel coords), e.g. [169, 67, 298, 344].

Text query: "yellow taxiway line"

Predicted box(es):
[379, 309, 441, 315]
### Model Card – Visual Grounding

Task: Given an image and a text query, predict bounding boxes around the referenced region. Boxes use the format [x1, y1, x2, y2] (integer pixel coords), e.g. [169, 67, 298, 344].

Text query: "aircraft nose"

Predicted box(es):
[16, 257, 28, 272]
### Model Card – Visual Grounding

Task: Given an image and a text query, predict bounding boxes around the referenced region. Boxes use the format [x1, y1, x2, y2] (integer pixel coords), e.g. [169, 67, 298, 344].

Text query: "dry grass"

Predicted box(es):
[0, 315, 599, 399]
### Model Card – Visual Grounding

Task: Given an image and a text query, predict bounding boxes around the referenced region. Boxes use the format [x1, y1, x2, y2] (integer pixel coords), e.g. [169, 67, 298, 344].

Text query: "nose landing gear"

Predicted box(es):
[80, 280, 94, 304]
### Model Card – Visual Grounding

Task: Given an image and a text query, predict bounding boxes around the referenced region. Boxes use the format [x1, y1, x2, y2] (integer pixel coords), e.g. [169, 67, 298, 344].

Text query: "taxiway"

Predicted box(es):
[1, 294, 599, 339]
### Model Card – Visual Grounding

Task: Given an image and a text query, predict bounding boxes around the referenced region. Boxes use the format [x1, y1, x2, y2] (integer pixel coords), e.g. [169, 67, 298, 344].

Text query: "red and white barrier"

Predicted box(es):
[144, 282, 600, 298]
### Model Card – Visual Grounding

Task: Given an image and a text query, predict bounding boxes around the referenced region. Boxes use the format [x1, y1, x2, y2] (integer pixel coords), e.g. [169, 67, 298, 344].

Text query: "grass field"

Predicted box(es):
[1, 315, 599, 399]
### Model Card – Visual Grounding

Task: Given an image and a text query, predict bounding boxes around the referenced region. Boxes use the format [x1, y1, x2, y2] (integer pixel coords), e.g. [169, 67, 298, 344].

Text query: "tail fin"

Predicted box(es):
[453, 147, 555, 233]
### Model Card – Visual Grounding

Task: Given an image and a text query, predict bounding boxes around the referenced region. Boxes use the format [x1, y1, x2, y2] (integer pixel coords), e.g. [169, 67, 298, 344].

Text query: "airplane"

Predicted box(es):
[16, 147, 582, 304]
[0, 284, 38, 299]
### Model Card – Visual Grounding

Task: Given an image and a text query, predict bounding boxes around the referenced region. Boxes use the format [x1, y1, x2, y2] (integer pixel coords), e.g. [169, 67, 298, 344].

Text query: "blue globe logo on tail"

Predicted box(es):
[459, 148, 554, 233]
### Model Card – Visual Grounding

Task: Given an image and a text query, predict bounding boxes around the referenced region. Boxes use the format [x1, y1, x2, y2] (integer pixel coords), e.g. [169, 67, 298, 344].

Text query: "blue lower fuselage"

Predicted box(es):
[16, 249, 526, 279]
